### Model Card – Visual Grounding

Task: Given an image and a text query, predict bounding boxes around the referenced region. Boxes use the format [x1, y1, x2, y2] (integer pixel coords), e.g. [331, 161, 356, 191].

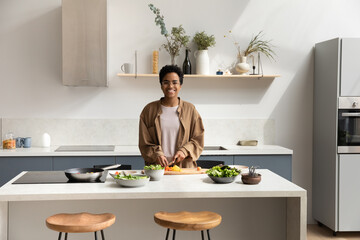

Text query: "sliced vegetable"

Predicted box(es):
[165, 165, 181, 172]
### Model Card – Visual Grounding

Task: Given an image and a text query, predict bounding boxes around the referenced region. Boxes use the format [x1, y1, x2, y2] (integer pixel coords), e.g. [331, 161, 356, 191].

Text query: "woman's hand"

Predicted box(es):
[173, 151, 185, 165]
[156, 155, 168, 167]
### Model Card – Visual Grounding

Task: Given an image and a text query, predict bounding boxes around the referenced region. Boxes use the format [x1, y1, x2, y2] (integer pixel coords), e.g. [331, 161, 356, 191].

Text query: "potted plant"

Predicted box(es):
[241, 166, 261, 184]
[148, 4, 190, 65]
[193, 31, 216, 75]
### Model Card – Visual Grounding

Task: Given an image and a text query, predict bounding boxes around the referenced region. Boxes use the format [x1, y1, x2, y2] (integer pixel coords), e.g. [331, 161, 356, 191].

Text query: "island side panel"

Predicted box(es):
[0, 201, 8, 240]
[286, 196, 307, 240]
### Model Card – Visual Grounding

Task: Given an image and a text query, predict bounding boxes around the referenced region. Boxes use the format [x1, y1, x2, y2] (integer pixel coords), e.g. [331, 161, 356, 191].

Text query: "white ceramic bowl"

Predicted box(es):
[144, 169, 165, 181]
[110, 173, 150, 187]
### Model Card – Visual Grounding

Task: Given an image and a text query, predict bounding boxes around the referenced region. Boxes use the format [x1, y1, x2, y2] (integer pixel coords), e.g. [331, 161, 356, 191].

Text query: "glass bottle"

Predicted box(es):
[182, 49, 191, 74]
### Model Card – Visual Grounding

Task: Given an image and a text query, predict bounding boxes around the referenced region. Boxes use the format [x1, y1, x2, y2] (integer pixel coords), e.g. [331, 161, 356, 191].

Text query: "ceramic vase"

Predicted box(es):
[170, 53, 176, 65]
[195, 50, 209, 75]
[235, 56, 250, 75]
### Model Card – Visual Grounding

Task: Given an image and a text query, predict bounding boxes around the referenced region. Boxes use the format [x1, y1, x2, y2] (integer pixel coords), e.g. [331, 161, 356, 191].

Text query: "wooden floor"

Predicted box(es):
[308, 224, 360, 240]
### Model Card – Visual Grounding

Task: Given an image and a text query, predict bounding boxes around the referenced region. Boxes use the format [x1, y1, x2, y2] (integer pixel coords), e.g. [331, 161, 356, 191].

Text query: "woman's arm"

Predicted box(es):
[178, 111, 204, 161]
[138, 114, 166, 165]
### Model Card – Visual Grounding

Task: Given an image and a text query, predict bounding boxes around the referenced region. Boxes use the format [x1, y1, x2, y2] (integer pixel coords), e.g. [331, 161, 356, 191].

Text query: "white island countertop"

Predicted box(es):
[0, 169, 303, 201]
[0, 145, 292, 157]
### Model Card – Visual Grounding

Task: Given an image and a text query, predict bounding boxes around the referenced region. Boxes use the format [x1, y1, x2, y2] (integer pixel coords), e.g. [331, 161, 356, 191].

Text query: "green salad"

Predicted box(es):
[144, 164, 164, 170]
[114, 174, 148, 180]
[206, 165, 240, 177]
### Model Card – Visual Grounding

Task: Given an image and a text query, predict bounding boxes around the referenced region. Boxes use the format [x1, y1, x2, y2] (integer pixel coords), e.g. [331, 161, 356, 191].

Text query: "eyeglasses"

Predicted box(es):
[162, 80, 179, 86]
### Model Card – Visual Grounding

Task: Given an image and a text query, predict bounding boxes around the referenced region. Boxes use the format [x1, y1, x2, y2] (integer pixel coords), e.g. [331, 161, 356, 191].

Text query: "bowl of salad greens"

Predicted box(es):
[206, 165, 241, 184]
[144, 165, 165, 181]
[110, 173, 149, 187]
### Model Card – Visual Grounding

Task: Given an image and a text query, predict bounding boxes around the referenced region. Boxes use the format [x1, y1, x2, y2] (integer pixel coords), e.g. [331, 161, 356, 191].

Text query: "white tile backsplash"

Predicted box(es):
[1, 118, 275, 147]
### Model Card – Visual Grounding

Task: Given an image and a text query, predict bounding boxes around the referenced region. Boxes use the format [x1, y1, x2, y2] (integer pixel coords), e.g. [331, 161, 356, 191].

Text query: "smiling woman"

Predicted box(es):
[138, 65, 204, 168]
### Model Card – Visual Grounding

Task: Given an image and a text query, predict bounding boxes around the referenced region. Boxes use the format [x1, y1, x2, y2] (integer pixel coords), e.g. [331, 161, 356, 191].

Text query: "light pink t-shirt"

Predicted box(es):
[160, 105, 180, 163]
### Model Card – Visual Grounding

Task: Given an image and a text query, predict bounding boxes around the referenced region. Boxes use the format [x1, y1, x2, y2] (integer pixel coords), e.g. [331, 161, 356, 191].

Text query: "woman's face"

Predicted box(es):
[161, 72, 181, 99]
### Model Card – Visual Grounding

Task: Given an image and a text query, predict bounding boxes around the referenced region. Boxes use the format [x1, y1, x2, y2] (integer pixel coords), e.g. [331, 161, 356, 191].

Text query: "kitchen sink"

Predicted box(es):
[203, 146, 227, 150]
[55, 145, 115, 152]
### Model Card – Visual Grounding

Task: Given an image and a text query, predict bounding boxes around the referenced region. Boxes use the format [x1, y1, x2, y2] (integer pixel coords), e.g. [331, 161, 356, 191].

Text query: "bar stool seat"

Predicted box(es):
[46, 212, 115, 239]
[154, 211, 222, 239]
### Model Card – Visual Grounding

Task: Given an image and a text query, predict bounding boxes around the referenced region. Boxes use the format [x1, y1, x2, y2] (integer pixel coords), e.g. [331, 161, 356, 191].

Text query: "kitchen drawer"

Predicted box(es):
[0, 157, 52, 186]
[116, 156, 145, 170]
[53, 156, 115, 170]
[234, 155, 292, 181]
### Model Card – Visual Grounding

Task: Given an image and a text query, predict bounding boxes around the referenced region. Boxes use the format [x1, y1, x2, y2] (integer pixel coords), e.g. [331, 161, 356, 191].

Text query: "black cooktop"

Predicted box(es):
[12, 171, 106, 184]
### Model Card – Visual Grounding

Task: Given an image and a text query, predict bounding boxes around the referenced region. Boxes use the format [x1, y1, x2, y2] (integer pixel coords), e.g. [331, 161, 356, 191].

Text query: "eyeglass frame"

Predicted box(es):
[161, 80, 181, 86]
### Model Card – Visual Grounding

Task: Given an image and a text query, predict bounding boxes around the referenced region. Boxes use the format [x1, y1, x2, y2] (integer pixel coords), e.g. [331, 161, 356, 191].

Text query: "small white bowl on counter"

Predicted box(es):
[144, 169, 165, 181]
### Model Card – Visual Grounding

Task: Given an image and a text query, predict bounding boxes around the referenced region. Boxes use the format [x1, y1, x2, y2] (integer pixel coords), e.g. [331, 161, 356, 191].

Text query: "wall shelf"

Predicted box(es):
[117, 73, 280, 80]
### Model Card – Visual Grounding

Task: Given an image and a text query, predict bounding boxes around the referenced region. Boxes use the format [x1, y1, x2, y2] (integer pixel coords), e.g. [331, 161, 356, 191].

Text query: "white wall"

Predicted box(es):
[2, 0, 360, 223]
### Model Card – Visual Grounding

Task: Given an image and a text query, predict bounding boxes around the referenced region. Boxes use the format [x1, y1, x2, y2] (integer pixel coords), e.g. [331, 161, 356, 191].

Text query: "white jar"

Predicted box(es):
[195, 50, 210, 75]
[41, 133, 51, 148]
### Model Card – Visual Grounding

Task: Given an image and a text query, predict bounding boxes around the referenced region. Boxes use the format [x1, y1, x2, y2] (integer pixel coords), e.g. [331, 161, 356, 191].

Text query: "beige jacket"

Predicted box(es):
[139, 98, 204, 168]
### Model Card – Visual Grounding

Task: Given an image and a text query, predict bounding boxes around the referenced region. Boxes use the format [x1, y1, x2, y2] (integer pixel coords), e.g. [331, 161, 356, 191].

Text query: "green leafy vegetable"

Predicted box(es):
[114, 174, 148, 180]
[206, 165, 240, 178]
[144, 164, 164, 170]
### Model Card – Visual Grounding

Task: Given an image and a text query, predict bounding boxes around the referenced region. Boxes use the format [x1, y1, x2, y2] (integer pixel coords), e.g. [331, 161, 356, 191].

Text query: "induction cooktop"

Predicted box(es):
[12, 171, 106, 184]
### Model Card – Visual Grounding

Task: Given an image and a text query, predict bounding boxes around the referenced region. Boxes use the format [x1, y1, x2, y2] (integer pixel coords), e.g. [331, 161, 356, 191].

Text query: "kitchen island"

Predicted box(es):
[0, 145, 293, 186]
[0, 169, 306, 240]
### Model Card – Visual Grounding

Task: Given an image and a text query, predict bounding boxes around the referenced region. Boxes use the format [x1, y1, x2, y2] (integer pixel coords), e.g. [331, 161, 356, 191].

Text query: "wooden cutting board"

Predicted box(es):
[164, 168, 208, 175]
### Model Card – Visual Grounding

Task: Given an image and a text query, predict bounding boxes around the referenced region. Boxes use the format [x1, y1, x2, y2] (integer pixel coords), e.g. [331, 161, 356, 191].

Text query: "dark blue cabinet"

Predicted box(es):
[53, 156, 115, 170]
[0, 157, 52, 186]
[116, 156, 145, 170]
[198, 155, 234, 165]
[234, 155, 292, 181]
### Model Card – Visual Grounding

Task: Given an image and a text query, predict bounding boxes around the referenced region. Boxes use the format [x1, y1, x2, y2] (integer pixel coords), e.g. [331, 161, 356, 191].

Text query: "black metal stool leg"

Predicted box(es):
[207, 229, 211, 240]
[58, 232, 62, 240]
[165, 228, 170, 240]
[172, 229, 176, 240]
[64, 232, 68, 240]
[94, 231, 98, 240]
[201, 230, 205, 240]
[101, 230, 105, 240]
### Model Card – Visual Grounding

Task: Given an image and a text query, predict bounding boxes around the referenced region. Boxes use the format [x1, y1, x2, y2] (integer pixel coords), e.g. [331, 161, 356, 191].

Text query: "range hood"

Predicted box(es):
[62, 0, 108, 87]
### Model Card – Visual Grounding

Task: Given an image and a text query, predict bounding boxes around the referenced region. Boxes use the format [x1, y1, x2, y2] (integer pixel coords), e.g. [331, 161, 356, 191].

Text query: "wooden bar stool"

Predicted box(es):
[154, 211, 222, 240]
[46, 212, 115, 240]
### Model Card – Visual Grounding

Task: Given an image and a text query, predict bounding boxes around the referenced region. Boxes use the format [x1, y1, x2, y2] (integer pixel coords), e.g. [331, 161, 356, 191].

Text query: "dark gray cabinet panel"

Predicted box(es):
[0, 157, 52, 186]
[234, 155, 292, 181]
[53, 156, 115, 170]
[116, 156, 145, 170]
[198, 155, 234, 165]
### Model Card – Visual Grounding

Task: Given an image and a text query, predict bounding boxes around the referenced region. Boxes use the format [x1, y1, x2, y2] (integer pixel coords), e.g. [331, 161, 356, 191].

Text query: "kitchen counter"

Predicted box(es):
[0, 169, 306, 240]
[0, 145, 292, 157]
